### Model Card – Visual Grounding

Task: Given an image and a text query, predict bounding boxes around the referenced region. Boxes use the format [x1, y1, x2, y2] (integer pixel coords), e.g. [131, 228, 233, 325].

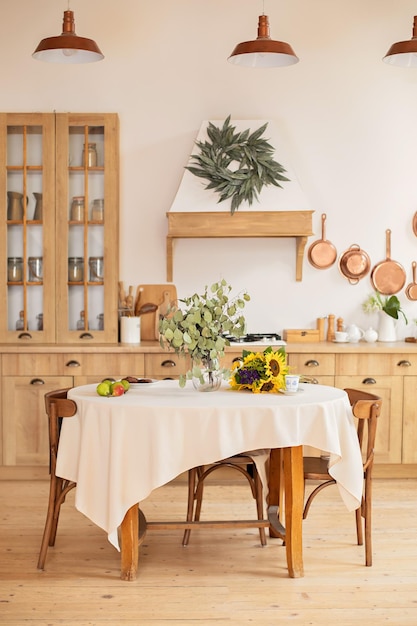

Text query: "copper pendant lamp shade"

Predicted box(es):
[228, 14, 298, 68]
[383, 16, 417, 67]
[32, 10, 104, 64]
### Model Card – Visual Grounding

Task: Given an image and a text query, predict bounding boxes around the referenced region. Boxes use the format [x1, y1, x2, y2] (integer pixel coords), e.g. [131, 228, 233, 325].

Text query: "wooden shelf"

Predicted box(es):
[166, 210, 314, 282]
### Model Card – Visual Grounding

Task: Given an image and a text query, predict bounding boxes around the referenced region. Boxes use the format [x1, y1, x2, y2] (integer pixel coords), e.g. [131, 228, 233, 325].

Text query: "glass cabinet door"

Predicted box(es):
[0, 113, 56, 343]
[55, 113, 119, 344]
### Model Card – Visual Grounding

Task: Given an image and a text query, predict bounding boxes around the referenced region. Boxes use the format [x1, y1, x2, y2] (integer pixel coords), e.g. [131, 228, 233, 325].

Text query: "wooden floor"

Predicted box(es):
[1, 475, 417, 625]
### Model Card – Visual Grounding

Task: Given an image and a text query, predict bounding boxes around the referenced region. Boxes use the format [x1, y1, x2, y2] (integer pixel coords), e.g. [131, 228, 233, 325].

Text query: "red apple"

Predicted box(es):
[110, 382, 125, 396]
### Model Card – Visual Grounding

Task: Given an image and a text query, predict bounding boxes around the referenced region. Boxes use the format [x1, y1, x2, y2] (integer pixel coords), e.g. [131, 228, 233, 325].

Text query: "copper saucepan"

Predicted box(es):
[413, 212, 417, 238]
[406, 261, 417, 301]
[370, 229, 406, 295]
[338, 244, 371, 285]
[308, 213, 337, 269]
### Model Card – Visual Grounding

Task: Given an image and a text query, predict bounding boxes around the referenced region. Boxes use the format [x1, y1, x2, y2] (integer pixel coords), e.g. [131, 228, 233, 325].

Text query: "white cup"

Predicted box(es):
[334, 331, 349, 342]
[120, 316, 141, 344]
[285, 374, 300, 393]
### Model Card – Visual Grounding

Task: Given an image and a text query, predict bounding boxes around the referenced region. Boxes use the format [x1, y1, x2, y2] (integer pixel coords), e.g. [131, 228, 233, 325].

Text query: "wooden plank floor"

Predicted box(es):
[1, 476, 417, 625]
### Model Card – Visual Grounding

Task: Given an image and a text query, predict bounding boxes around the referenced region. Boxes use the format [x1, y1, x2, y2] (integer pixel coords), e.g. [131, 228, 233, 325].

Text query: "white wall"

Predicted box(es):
[2, 0, 417, 338]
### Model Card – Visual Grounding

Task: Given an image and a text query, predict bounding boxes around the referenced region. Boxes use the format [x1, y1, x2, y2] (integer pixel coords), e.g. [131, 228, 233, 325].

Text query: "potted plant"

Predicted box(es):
[159, 280, 250, 390]
[362, 291, 407, 342]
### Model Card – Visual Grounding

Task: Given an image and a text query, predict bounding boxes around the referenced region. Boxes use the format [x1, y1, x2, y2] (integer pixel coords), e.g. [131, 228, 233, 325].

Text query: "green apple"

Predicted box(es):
[96, 381, 111, 397]
[120, 379, 130, 392]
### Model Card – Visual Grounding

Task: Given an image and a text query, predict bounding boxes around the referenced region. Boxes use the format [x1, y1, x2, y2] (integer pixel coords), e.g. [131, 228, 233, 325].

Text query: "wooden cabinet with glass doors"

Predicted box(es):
[0, 112, 119, 344]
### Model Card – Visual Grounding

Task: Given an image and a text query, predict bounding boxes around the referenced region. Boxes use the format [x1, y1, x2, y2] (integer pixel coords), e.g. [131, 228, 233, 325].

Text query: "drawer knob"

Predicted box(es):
[79, 332, 94, 340]
[18, 332, 32, 340]
[30, 378, 45, 385]
[305, 359, 319, 367]
[362, 377, 376, 385]
[66, 360, 81, 368]
[161, 359, 176, 367]
[397, 360, 411, 367]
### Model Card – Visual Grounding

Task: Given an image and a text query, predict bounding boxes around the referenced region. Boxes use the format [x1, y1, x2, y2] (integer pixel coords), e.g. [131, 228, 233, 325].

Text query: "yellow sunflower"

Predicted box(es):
[265, 350, 288, 390]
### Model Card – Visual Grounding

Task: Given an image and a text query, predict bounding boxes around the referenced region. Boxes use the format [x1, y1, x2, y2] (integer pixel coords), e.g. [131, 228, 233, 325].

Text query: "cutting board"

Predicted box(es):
[136, 284, 177, 341]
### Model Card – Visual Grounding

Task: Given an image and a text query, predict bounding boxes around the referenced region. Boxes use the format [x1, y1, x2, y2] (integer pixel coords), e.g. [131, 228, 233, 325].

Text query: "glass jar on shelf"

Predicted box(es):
[68, 257, 84, 283]
[76, 310, 85, 330]
[28, 257, 43, 282]
[91, 199, 104, 222]
[89, 256, 104, 282]
[36, 313, 43, 331]
[16, 310, 25, 331]
[82, 142, 97, 167]
[8, 257, 23, 282]
[71, 196, 85, 222]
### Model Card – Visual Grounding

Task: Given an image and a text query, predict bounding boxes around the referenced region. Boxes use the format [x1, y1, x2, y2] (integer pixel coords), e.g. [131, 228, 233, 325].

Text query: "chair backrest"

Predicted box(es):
[44, 389, 77, 475]
[344, 388, 382, 472]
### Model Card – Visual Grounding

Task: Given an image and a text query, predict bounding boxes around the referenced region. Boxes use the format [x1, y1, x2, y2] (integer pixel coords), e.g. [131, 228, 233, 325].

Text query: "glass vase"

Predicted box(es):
[191, 356, 222, 392]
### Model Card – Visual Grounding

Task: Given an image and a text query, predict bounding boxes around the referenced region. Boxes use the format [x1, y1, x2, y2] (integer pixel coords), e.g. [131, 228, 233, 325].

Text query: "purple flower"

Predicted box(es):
[238, 369, 261, 385]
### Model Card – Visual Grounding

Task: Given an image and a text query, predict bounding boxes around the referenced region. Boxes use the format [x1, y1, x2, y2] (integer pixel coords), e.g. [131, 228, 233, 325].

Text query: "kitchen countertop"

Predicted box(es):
[0, 340, 416, 354]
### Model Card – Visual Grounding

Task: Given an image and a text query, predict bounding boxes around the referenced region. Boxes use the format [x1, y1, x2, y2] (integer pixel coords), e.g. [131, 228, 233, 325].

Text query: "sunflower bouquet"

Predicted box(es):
[229, 346, 289, 393]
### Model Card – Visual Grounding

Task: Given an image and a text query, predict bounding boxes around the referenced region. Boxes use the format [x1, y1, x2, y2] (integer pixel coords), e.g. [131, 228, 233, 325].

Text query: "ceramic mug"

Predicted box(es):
[285, 375, 300, 393]
[334, 331, 349, 342]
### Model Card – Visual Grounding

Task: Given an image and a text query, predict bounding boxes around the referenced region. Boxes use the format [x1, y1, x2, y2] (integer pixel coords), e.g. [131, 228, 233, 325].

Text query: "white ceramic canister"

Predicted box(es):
[120, 316, 141, 344]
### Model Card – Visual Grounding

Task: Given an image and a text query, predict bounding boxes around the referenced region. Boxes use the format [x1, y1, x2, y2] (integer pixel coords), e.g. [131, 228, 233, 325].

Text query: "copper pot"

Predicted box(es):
[338, 244, 371, 285]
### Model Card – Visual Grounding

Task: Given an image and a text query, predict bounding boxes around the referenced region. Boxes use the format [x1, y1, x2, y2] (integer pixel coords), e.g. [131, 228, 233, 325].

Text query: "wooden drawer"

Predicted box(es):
[2, 353, 145, 378]
[288, 353, 335, 377]
[145, 353, 190, 378]
[2, 354, 64, 376]
[64, 353, 145, 378]
[336, 353, 417, 376]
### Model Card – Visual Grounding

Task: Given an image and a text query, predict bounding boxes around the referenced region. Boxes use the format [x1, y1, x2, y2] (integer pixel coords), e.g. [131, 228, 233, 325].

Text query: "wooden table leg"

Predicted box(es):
[283, 446, 304, 578]
[120, 503, 139, 581]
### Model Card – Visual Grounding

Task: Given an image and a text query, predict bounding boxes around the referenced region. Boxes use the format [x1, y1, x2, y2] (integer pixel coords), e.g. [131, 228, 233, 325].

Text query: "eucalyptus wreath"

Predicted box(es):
[185, 115, 290, 215]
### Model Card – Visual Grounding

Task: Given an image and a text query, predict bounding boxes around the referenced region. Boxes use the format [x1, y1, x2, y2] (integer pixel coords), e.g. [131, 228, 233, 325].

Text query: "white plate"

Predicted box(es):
[278, 388, 304, 395]
[333, 339, 349, 343]
[129, 379, 160, 388]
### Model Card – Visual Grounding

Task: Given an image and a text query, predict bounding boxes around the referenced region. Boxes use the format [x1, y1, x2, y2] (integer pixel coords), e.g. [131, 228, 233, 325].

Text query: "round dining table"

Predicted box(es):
[56, 380, 363, 580]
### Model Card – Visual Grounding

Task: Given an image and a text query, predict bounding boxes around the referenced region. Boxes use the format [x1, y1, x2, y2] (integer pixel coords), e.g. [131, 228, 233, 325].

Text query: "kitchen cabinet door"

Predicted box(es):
[402, 377, 417, 464]
[0, 113, 56, 343]
[55, 113, 119, 343]
[2, 375, 73, 466]
[335, 375, 403, 464]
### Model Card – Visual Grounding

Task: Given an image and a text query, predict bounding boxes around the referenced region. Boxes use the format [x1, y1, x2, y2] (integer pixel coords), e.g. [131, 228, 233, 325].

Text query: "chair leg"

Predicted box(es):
[37, 475, 59, 570]
[363, 474, 372, 567]
[182, 468, 198, 546]
[364, 497, 372, 567]
[355, 503, 363, 546]
[37, 478, 76, 569]
[254, 468, 267, 546]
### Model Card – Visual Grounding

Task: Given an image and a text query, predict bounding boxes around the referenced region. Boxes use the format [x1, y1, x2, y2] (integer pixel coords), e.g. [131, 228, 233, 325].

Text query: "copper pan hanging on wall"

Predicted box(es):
[370, 229, 406, 295]
[338, 244, 371, 285]
[307, 213, 337, 269]
[412, 212, 417, 237]
[405, 261, 417, 301]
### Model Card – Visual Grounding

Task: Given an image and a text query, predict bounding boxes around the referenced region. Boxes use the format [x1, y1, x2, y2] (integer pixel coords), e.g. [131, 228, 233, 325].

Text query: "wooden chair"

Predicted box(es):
[182, 452, 268, 547]
[37, 389, 77, 570]
[303, 388, 382, 566]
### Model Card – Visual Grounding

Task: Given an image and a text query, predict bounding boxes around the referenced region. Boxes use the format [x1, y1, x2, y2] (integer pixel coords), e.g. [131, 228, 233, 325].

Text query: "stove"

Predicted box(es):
[224, 332, 286, 346]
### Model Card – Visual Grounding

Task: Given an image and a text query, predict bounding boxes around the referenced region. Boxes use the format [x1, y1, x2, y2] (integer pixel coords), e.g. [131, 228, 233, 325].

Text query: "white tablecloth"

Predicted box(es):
[56, 381, 363, 550]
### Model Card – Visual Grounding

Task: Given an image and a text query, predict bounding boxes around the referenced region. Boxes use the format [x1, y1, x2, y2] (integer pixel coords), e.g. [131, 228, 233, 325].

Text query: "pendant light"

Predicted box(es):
[32, 9, 104, 64]
[383, 16, 417, 67]
[228, 11, 298, 68]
